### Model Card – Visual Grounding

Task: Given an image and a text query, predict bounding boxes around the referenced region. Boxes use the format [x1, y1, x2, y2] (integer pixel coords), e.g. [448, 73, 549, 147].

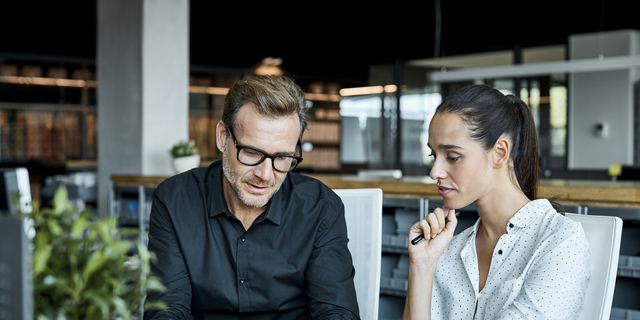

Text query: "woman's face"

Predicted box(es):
[428, 112, 494, 210]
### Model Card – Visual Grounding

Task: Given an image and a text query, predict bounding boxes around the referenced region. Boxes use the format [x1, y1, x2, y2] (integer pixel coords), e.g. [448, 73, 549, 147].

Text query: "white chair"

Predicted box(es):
[565, 213, 623, 320]
[333, 188, 383, 320]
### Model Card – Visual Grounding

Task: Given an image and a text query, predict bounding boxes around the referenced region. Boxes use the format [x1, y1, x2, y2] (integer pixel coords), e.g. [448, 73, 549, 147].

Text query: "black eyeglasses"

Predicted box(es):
[227, 128, 303, 173]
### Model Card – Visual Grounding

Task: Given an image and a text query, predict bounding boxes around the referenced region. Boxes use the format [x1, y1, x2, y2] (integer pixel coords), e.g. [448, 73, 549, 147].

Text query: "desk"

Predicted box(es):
[110, 174, 640, 208]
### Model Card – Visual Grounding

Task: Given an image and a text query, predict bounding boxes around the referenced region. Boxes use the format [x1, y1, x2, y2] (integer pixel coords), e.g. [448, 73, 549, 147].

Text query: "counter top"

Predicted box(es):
[110, 173, 640, 208]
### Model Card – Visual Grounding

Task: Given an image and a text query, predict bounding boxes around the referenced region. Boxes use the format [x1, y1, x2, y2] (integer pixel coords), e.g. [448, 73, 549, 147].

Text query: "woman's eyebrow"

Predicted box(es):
[439, 144, 462, 150]
[427, 143, 462, 151]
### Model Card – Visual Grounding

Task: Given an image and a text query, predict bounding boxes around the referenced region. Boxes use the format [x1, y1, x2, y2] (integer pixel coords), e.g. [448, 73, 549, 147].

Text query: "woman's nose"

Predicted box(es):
[429, 159, 446, 181]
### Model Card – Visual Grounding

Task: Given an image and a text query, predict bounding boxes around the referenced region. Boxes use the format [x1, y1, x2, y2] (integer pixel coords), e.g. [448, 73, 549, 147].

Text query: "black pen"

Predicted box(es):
[411, 211, 460, 245]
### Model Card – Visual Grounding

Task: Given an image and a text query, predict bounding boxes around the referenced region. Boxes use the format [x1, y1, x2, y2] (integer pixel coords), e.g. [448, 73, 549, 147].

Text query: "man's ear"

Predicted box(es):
[216, 120, 227, 153]
[492, 136, 511, 169]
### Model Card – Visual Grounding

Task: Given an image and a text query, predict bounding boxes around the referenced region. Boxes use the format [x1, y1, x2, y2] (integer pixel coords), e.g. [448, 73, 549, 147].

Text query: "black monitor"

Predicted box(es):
[0, 215, 33, 320]
[0, 168, 32, 214]
[0, 168, 34, 320]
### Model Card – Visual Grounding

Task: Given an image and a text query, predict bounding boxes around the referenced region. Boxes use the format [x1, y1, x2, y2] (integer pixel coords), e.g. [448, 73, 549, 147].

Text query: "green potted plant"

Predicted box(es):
[25, 186, 167, 319]
[169, 139, 200, 174]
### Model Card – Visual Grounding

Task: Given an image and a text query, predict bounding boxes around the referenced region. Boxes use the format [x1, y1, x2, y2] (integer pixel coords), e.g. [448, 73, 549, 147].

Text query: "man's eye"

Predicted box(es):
[245, 149, 260, 156]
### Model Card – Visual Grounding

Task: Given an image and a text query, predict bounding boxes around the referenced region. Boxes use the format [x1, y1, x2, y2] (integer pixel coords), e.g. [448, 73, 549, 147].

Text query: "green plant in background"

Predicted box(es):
[169, 140, 199, 158]
[25, 186, 167, 320]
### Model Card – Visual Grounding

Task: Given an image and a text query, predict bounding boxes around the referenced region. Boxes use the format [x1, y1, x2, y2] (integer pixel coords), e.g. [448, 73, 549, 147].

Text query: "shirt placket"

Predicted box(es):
[486, 231, 514, 290]
[460, 235, 479, 319]
[236, 231, 250, 313]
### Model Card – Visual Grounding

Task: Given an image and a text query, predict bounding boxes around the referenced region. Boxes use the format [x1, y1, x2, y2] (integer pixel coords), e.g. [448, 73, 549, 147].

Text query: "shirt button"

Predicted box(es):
[509, 223, 514, 228]
[498, 249, 503, 255]
[241, 237, 246, 242]
[240, 279, 245, 284]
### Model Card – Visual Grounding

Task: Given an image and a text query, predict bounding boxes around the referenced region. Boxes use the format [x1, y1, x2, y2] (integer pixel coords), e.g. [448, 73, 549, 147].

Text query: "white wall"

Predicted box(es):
[568, 30, 640, 169]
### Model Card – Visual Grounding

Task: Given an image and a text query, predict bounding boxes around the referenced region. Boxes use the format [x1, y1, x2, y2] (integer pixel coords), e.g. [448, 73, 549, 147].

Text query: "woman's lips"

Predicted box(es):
[437, 186, 454, 197]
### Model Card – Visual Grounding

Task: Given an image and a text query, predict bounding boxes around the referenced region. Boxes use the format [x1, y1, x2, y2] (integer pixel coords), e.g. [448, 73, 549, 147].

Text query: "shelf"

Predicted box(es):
[618, 256, 640, 278]
[585, 206, 640, 221]
[189, 85, 341, 102]
[0, 103, 97, 161]
[380, 277, 408, 297]
[611, 307, 640, 320]
[303, 142, 340, 148]
[0, 102, 95, 112]
[381, 235, 409, 254]
[0, 75, 96, 88]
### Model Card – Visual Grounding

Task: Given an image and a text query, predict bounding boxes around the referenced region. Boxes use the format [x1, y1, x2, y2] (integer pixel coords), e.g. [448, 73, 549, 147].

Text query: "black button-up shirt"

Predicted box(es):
[144, 161, 360, 320]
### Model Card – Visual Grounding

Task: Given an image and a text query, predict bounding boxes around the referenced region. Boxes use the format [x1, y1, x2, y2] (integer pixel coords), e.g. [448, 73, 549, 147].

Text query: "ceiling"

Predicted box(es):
[1, 0, 639, 87]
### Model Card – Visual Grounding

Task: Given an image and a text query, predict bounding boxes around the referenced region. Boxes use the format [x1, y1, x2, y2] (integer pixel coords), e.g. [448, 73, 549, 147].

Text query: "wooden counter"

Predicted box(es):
[110, 173, 640, 208]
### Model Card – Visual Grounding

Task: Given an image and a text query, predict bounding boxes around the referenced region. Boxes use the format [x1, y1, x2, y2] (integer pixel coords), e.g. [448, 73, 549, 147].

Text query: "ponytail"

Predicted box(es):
[506, 95, 538, 201]
[506, 95, 564, 214]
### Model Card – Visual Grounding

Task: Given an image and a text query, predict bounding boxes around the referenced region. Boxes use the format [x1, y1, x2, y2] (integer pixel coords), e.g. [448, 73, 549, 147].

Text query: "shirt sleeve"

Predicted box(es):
[305, 199, 361, 320]
[143, 189, 194, 320]
[495, 225, 591, 320]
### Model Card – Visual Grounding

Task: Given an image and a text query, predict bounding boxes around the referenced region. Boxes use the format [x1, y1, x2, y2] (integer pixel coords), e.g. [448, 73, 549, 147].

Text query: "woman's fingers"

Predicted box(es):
[444, 208, 458, 235]
[408, 207, 457, 246]
[425, 213, 439, 239]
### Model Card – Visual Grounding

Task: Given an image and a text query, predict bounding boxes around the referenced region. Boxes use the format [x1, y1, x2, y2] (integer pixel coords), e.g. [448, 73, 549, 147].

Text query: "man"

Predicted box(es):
[144, 75, 360, 320]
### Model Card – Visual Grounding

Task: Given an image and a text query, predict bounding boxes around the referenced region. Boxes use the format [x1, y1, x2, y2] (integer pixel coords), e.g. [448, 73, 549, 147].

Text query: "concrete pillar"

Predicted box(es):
[97, 0, 189, 217]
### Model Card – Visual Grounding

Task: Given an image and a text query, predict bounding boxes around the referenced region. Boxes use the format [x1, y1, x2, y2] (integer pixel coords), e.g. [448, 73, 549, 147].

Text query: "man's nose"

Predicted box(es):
[253, 157, 275, 181]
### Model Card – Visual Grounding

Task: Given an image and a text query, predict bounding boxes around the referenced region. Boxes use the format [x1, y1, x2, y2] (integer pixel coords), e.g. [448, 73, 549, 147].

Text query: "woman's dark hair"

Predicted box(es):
[436, 84, 563, 213]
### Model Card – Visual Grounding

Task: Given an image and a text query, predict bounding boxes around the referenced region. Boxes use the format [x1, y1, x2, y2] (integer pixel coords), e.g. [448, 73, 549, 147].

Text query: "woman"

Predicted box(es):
[403, 85, 589, 319]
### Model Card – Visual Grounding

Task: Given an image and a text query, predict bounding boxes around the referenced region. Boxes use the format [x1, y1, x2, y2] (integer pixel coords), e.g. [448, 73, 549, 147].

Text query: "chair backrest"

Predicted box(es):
[565, 213, 623, 320]
[333, 188, 383, 320]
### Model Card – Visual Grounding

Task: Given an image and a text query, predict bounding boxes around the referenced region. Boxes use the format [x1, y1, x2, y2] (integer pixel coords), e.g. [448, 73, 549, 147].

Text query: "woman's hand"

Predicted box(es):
[407, 207, 458, 265]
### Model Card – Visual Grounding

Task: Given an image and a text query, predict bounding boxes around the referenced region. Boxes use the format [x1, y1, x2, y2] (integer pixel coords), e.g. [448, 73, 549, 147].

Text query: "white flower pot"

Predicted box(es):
[172, 154, 201, 174]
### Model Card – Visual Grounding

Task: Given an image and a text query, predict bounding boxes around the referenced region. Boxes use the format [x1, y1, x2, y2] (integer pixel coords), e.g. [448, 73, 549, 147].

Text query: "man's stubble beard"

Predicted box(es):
[222, 145, 284, 208]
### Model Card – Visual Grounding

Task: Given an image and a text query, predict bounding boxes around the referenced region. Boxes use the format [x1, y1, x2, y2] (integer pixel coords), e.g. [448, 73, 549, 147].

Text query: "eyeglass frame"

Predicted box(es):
[227, 127, 303, 173]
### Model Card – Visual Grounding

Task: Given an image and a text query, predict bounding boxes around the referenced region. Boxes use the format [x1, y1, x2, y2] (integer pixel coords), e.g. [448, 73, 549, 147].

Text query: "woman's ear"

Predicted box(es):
[216, 120, 227, 153]
[492, 136, 511, 169]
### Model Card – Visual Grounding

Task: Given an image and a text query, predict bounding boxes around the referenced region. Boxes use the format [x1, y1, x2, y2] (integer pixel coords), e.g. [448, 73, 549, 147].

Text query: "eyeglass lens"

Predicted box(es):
[237, 148, 298, 172]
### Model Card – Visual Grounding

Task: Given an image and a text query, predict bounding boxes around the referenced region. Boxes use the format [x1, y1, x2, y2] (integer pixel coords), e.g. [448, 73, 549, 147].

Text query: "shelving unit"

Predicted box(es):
[611, 308, 640, 320]
[0, 71, 97, 162]
[378, 197, 479, 320]
[2, 62, 345, 178]
[0, 64, 99, 203]
[619, 256, 640, 278]
[302, 106, 341, 172]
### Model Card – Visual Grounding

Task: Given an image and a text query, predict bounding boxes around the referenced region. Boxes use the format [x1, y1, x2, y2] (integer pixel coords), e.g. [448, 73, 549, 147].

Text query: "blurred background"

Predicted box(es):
[1, 0, 640, 208]
[3, 2, 640, 319]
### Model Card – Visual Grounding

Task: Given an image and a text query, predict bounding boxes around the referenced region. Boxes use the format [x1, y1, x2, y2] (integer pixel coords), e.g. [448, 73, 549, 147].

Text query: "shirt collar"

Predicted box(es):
[208, 160, 284, 226]
[466, 198, 553, 237]
[508, 198, 552, 228]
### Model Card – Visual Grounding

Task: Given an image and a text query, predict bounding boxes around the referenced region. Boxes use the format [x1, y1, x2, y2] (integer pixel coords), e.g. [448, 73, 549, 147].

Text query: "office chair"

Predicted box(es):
[333, 188, 383, 320]
[565, 213, 623, 320]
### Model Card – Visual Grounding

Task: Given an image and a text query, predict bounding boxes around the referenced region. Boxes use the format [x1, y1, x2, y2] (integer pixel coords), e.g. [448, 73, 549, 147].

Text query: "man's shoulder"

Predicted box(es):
[155, 166, 214, 196]
[286, 172, 342, 208]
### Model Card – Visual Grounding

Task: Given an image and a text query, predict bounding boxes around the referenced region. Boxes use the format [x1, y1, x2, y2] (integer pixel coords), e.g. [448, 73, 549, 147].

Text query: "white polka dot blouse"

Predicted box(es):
[431, 199, 590, 319]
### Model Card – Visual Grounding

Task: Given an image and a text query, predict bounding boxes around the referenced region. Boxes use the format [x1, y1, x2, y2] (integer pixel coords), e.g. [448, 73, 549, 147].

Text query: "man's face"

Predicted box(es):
[217, 104, 300, 212]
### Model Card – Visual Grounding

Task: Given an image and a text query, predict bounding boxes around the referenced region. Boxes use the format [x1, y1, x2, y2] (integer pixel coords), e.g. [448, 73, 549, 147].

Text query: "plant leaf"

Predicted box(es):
[53, 186, 69, 214]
